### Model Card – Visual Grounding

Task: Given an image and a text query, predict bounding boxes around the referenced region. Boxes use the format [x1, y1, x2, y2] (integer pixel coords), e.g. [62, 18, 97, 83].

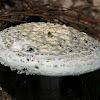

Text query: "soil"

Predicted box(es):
[0, 89, 14, 100]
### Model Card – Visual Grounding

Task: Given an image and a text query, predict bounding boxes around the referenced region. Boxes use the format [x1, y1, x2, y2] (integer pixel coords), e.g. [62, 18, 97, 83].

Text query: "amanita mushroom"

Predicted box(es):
[0, 22, 100, 76]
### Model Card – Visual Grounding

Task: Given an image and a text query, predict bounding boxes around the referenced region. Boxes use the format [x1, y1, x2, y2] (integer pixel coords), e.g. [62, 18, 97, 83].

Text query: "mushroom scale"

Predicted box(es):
[0, 22, 100, 76]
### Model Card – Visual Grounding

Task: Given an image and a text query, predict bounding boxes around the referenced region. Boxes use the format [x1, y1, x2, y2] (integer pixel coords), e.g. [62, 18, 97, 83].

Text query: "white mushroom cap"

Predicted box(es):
[0, 22, 100, 76]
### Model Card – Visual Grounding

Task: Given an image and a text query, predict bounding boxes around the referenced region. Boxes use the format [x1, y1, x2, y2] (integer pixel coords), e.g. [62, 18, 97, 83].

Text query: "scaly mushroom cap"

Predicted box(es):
[0, 22, 100, 76]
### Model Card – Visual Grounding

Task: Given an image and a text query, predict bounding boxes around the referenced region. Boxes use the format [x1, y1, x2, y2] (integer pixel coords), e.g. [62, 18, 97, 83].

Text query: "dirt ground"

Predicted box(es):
[0, 89, 14, 100]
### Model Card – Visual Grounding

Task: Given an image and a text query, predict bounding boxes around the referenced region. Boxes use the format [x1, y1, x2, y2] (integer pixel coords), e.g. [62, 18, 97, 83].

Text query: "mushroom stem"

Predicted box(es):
[38, 76, 61, 99]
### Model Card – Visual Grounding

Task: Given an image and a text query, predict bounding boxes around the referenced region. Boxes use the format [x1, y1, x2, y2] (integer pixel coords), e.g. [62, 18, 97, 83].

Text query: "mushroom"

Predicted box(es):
[0, 22, 100, 76]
